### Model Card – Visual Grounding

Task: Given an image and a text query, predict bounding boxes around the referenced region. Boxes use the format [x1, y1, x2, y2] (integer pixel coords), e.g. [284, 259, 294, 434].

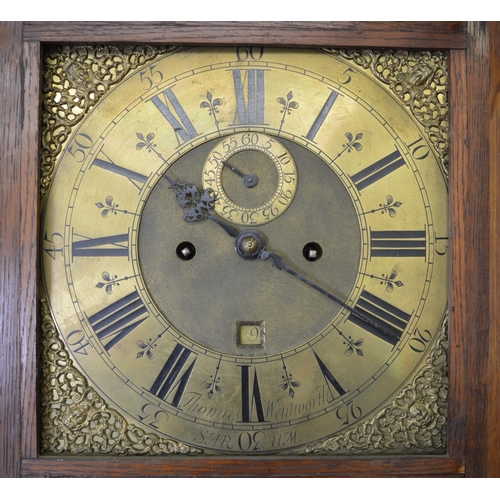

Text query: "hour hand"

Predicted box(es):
[163, 174, 239, 237]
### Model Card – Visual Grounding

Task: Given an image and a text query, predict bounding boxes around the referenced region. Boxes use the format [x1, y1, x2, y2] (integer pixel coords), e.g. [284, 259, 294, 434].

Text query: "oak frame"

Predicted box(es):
[0, 21, 498, 477]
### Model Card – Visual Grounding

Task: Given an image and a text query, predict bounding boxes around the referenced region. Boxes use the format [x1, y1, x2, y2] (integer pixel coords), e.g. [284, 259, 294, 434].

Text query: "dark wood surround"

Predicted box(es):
[1, 21, 498, 477]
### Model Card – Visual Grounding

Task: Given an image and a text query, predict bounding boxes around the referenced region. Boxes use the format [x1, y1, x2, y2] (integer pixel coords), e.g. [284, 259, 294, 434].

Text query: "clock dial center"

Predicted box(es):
[138, 137, 362, 356]
[234, 230, 266, 260]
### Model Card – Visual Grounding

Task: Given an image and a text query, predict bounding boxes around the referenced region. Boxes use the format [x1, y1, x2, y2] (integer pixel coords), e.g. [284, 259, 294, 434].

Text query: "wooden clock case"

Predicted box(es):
[0, 21, 499, 477]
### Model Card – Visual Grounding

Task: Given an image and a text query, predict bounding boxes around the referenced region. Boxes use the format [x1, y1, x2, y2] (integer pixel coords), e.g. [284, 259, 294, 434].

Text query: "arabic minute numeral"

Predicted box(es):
[236, 46, 264, 61]
[66, 329, 92, 356]
[67, 133, 93, 163]
[336, 401, 363, 427]
[43, 231, 63, 260]
[409, 328, 432, 353]
[139, 64, 164, 90]
[406, 136, 430, 161]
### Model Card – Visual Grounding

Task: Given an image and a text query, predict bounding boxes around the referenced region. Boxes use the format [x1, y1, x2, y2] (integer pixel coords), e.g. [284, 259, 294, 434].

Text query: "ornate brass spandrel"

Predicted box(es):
[306, 315, 448, 454]
[326, 49, 449, 177]
[40, 297, 202, 455]
[41, 44, 176, 199]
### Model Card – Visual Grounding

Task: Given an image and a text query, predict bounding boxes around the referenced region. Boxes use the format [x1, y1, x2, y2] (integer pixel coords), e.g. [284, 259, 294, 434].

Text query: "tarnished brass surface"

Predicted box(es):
[41, 46, 448, 455]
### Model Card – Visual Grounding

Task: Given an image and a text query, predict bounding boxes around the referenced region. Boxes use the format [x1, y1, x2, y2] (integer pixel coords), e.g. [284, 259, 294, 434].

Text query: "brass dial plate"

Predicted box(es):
[41, 47, 448, 454]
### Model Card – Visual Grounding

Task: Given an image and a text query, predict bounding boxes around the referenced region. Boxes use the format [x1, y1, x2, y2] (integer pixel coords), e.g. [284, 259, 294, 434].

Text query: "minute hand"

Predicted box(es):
[260, 250, 396, 341]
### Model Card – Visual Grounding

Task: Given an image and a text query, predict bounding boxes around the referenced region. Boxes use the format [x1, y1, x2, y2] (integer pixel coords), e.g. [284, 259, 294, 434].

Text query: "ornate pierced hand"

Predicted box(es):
[163, 174, 239, 237]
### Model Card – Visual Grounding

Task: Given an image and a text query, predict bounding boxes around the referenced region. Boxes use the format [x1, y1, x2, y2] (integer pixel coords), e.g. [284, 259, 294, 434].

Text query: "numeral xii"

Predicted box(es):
[231, 69, 266, 125]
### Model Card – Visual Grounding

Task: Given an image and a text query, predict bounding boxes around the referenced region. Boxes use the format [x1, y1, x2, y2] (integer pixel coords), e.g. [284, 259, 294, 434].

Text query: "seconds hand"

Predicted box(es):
[221, 160, 258, 188]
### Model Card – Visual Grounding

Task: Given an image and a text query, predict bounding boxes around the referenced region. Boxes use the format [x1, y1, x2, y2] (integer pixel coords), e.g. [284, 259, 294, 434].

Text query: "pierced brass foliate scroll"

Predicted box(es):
[40, 45, 448, 455]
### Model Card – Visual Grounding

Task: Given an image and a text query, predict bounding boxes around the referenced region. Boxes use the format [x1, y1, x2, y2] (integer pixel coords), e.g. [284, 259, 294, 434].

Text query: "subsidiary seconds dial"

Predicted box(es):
[202, 132, 298, 225]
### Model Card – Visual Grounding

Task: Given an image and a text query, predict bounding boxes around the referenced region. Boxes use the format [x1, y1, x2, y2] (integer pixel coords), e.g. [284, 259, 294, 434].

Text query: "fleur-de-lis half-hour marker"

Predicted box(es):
[382, 270, 404, 293]
[361, 195, 403, 218]
[201, 357, 224, 399]
[200, 91, 223, 131]
[339, 331, 364, 357]
[278, 356, 301, 398]
[136, 132, 157, 153]
[362, 269, 404, 293]
[95, 272, 131, 294]
[95, 196, 133, 217]
[277, 90, 299, 133]
[335, 132, 364, 160]
[136, 330, 168, 360]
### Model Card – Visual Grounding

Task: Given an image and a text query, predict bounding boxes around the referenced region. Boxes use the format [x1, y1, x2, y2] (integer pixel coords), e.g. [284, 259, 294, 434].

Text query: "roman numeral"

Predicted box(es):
[351, 148, 406, 191]
[88, 290, 149, 351]
[231, 69, 266, 125]
[305, 89, 339, 141]
[240, 365, 266, 422]
[348, 290, 411, 345]
[91, 156, 148, 191]
[370, 230, 427, 258]
[72, 231, 129, 258]
[150, 344, 196, 407]
[151, 87, 198, 145]
[313, 351, 347, 400]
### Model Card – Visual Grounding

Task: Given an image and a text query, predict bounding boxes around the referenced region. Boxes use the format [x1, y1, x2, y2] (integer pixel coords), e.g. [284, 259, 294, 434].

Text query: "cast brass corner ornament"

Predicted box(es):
[40, 45, 448, 455]
[40, 296, 203, 455]
[306, 315, 448, 454]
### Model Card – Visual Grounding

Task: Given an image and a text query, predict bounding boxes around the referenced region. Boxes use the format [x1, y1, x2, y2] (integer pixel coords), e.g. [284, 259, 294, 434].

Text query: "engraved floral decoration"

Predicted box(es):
[200, 356, 224, 399]
[341, 334, 364, 357]
[136, 132, 158, 153]
[361, 195, 403, 218]
[95, 196, 135, 218]
[136, 331, 168, 360]
[327, 48, 448, 176]
[277, 90, 299, 133]
[95, 271, 132, 294]
[41, 45, 175, 199]
[335, 132, 364, 160]
[200, 91, 223, 132]
[363, 270, 404, 293]
[306, 316, 448, 453]
[278, 356, 301, 398]
[40, 297, 201, 455]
